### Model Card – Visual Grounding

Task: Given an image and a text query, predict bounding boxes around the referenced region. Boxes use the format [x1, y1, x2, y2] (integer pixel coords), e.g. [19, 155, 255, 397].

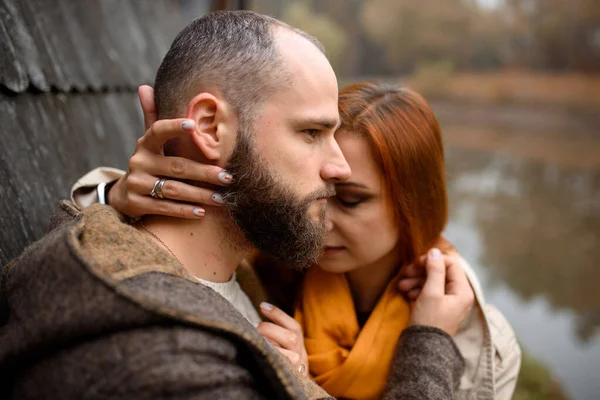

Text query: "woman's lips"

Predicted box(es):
[323, 246, 345, 254]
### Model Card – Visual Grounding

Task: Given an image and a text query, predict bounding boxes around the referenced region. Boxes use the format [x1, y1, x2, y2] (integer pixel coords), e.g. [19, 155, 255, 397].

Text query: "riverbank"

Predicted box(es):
[514, 353, 569, 400]
[430, 100, 600, 170]
[407, 71, 600, 114]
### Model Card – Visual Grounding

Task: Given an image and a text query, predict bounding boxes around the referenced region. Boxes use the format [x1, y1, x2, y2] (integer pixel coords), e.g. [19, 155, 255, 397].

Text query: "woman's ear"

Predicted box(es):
[186, 93, 228, 161]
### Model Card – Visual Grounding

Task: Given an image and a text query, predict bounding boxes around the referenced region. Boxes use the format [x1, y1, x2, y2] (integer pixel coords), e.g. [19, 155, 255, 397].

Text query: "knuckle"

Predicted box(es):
[290, 320, 302, 333]
[129, 154, 143, 170]
[126, 175, 142, 190]
[291, 352, 300, 364]
[170, 158, 187, 176]
[288, 332, 298, 346]
[162, 181, 179, 198]
[135, 137, 145, 148]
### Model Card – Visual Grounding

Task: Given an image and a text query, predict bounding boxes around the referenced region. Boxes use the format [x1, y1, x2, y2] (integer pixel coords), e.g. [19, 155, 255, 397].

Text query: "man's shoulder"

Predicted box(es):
[3, 201, 83, 283]
[2, 201, 237, 331]
[75, 202, 195, 283]
[1, 203, 308, 400]
[6, 200, 190, 282]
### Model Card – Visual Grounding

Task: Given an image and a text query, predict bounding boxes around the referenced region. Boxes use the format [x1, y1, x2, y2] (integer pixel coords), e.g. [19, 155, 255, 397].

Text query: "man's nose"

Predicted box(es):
[321, 139, 351, 182]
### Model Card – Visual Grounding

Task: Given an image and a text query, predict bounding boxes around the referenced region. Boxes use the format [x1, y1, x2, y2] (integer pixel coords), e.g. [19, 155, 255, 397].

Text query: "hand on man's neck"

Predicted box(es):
[138, 209, 252, 283]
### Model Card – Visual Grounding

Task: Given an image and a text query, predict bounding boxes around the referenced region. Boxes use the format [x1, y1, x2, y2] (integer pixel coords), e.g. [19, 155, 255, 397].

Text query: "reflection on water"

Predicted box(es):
[443, 125, 600, 400]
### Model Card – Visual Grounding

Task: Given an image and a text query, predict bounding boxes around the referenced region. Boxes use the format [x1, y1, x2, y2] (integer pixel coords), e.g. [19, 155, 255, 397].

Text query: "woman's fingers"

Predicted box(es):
[257, 321, 301, 351]
[420, 248, 447, 297]
[398, 263, 426, 279]
[272, 346, 302, 366]
[136, 118, 196, 154]
[258, 302, 304, 352]
[407, 288, 421, 301]
[260, 302, 303, 334]
[258, 302, 308, 375]
[132, 152, 232, 187]
[398, 277, 425, 292]
[127, 172, 225, 206]
[125, 194, 207, 219]
[409, 249, 475, 336]
[138, 85, 157, 131]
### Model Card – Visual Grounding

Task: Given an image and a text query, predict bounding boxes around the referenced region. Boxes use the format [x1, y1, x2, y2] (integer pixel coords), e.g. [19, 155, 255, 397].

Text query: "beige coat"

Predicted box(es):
[72, 167, 522, 400]
[454, 259, 521, 399]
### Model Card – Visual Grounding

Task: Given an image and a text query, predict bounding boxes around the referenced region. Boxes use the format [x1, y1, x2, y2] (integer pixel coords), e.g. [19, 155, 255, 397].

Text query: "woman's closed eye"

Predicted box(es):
[336, 194, 368, 208]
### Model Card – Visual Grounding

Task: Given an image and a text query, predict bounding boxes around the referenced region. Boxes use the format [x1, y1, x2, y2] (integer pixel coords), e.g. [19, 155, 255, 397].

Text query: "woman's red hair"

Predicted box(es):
[338, 82, 449, 264]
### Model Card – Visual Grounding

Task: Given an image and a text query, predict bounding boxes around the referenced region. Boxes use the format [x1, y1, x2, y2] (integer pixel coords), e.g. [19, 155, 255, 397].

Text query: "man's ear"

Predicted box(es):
[186, 93, 233, 161]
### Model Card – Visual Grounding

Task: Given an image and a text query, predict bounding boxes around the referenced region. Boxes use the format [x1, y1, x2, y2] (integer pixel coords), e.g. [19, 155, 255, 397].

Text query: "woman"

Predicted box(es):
[72, 82, 521, 399]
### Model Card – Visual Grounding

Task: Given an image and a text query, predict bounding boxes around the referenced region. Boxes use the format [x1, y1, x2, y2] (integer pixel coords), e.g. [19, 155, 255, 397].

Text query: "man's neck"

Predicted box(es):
[137, 209, 251, 282]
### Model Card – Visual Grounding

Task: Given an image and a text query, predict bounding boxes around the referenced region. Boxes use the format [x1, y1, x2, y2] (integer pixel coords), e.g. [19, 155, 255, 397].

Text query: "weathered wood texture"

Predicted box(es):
[0, 0, 214, 266]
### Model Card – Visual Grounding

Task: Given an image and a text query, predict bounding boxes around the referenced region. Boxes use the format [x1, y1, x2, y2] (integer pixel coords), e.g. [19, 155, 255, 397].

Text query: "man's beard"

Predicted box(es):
[221, 128, 334, 269]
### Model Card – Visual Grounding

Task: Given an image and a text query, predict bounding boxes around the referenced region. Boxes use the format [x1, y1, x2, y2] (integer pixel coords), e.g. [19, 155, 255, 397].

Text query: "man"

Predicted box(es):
[0, 11, 469, 399]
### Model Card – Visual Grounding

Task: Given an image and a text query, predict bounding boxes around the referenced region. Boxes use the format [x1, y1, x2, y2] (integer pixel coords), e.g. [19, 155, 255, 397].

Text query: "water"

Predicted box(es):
[437, 102, 600, 400]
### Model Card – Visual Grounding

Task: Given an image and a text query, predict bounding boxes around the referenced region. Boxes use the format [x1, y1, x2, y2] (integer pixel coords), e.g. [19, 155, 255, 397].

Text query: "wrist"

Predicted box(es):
[409, 319, 456, 337]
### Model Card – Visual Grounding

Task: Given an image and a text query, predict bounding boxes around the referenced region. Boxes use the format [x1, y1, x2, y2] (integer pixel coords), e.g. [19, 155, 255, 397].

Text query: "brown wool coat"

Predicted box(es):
[0, 202, 464, 399]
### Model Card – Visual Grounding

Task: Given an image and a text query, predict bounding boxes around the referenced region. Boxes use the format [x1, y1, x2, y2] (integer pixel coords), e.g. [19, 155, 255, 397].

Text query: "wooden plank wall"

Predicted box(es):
[0, 0, 219, 265]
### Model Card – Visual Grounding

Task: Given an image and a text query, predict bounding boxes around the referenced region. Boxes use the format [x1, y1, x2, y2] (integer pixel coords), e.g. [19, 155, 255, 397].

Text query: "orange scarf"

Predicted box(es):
[294, 266, 411, 400]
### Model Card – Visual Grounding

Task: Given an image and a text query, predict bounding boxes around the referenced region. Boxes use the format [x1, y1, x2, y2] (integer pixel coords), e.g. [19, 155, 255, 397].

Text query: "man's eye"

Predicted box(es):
[302, 129, 320, 137]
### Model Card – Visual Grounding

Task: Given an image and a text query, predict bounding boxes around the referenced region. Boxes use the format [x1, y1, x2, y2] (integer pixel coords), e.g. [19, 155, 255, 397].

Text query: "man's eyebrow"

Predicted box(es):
[293, 118, 341, 130]
[336, 182, 369, 189]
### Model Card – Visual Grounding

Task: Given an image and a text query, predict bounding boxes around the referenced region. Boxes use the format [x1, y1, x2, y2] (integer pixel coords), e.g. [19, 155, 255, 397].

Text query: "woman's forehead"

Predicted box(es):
[336, 132, 380, 189]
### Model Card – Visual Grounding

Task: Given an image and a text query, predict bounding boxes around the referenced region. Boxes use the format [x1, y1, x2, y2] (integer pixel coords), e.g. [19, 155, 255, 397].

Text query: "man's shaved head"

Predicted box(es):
[154, 10, 324, 125]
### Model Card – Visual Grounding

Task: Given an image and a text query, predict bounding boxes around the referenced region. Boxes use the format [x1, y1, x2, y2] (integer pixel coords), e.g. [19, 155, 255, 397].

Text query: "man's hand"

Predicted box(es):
[408, 248, 474, 336]
[257, 302, 309, 376]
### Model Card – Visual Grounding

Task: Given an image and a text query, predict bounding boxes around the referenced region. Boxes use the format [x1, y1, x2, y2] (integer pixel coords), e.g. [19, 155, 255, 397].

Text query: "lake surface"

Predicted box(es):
[436, 101, 600, 400]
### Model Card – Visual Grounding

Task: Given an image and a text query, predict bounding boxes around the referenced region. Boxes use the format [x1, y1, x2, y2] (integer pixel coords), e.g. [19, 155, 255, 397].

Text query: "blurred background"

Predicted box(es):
[1, 1, 598, 399]
[248, 1, 600, 399]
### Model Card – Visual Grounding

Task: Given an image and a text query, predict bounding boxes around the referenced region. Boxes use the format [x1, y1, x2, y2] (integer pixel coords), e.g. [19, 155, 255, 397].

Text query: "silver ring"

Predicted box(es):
[298, 364, 306, 375]
[150, 178, 167, 199]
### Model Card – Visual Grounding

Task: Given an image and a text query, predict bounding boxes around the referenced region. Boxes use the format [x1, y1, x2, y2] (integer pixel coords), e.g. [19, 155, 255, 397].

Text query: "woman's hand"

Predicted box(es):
[398, 261, 427, 301]
[107, 85, 233, 219]
[407, 248, 474, 336]
[257, 302, 309, 376]
[398, 243, 459, 301]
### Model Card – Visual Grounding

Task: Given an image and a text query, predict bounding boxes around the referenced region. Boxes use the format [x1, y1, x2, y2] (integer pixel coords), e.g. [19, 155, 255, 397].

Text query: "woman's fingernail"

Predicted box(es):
[218, 171, 233, 185]
[192, 207, 205, 217]
[181, 120, 195, 130]
[260, 302, 273, 311]
[253, 321, 260, 328]
[429, 248, 441, 260]
[211, 193, 224, 204]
